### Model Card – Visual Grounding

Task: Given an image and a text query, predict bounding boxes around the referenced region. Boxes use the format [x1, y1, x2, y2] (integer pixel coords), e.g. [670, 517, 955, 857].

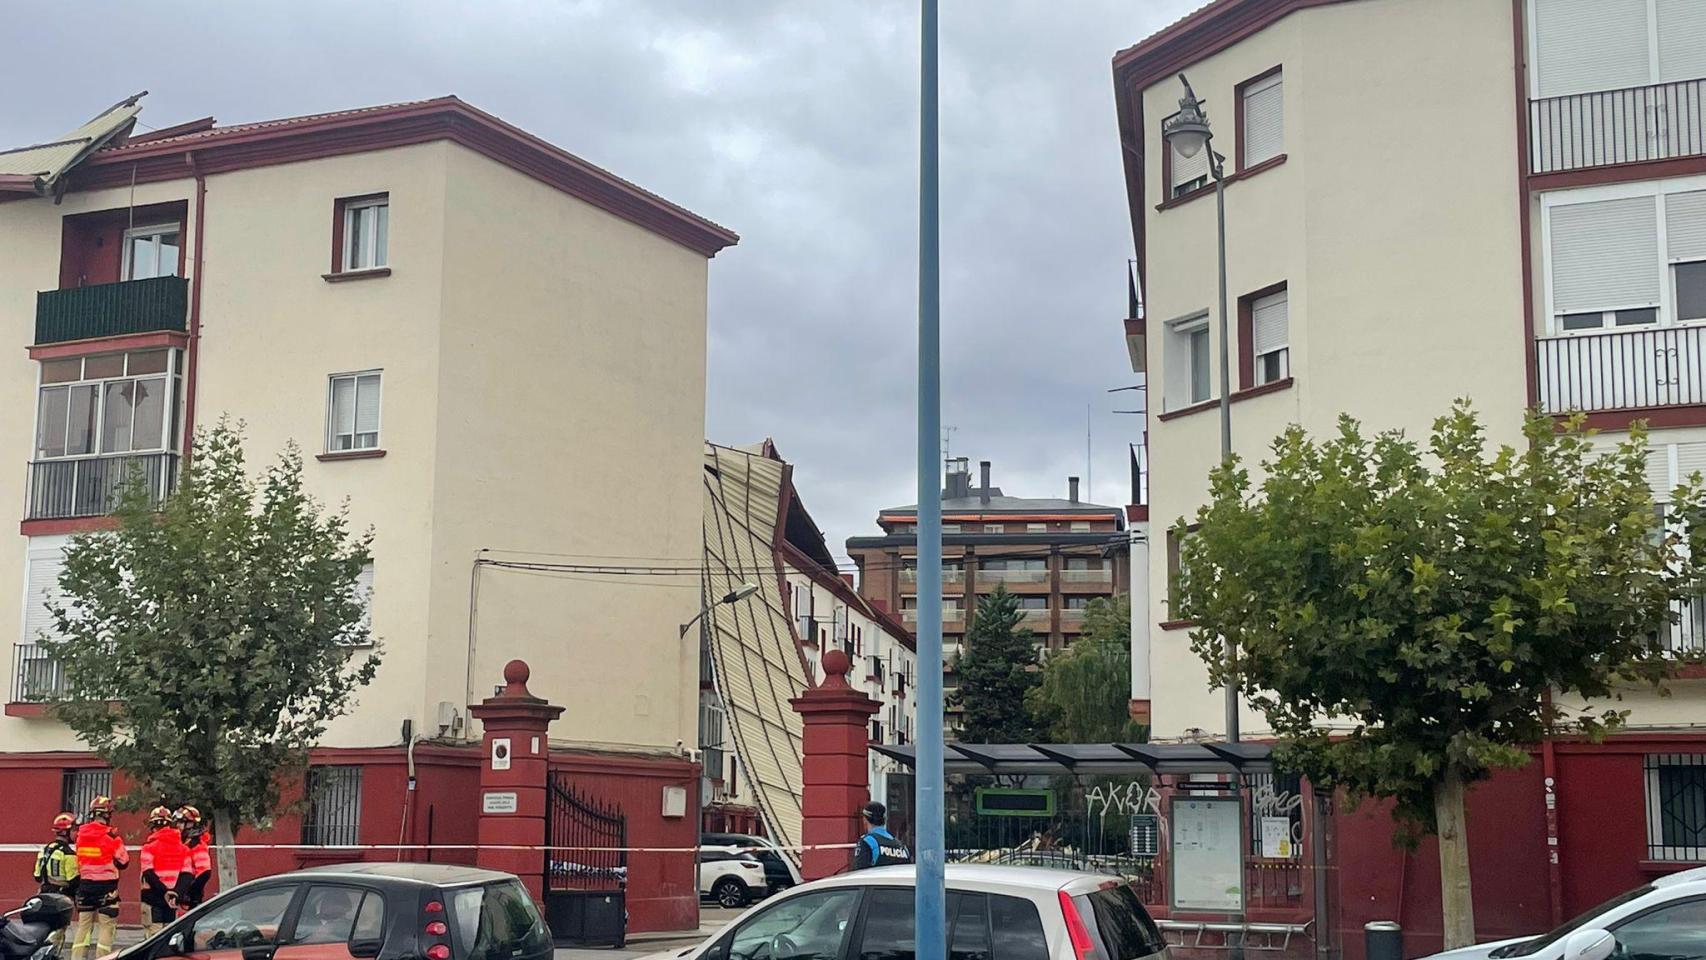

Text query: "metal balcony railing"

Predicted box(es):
[1530, 78, 1706, 175]
[900, 568, 963, 584]
[977, 569, 1047, 584]
[1536, 326, 1706, 415]
[10, 643, 66, 703]
[27, 452, 179, 520]
[1661, 596, 1706, 660]
[1060, 569, 1112, 584]
[35, 276, 189, 345]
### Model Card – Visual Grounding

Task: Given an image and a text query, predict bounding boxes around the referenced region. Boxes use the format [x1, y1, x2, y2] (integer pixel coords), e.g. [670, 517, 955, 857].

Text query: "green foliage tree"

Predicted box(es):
[950, 585, 1044, 743]
[1028, 594, 1147, 742]
[42, 421, 380, 889]
[1176, 403, 1706, 948]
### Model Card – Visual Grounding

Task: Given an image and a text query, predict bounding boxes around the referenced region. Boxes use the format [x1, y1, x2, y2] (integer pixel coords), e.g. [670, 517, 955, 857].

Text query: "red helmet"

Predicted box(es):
[148, 805, 173, 826]
[52, 813, 76, 832]
[88, 796, 114, 815]
[175, 805, 202, 825]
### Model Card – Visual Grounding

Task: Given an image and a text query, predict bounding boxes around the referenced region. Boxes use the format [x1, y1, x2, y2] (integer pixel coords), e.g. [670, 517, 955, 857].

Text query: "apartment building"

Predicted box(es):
[846, 458, 1127, 727]
[0, 94, 734, 933]
[1115, 0, 1706, 950]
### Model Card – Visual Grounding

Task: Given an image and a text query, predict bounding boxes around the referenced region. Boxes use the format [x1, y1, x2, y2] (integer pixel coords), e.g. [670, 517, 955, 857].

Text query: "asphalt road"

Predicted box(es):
[553, 906, 742, 960]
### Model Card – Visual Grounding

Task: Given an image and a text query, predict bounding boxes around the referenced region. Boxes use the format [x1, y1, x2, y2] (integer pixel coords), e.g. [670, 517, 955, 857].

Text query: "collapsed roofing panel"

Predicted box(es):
[701, 443, 808, 861]
[0, 92, 145, 195]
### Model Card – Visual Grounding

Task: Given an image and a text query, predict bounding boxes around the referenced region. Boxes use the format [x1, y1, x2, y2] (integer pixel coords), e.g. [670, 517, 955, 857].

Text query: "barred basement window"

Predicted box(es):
[1646, 754, 1706, 861]
[62, 769, 112, 813]
[302, 765, 363, 846]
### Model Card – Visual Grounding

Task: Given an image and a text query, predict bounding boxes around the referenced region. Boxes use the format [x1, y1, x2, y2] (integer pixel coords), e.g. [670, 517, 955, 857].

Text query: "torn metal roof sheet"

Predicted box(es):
[0, 92, 145, 194]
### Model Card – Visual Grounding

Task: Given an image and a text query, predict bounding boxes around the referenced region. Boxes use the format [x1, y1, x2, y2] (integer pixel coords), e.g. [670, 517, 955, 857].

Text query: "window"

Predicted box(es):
[1167, 526, 1196, 616]
[1671, 190, 1706, 322]
[1066, 596, 1093, 610]
[1071, 521, 1092, 532]
[447, 881, 550, 960]
[941, 524, 961, 533]
[1066, 557, 1101, 570]
[981, 523, 1002, 534]
[341, 562, 375, 646]
[1645, 754, 1706, 861]
[122, 224, 181, 280]
[1164, 112, 1210, 199]
[61, 769, 111, 814]
[35, 350, 178, 459]
[1609, 897, 1706, 960]
[719, 888, 860, 960]
[25, 542, 69, 649]
[192, 886, 298, 952]
[849, 890, 1028, 960]
[1239, 69, 1283, 169]
[1545, 186, 1706, 332]
[291, 886, 371, 945]
[1531, 0, 1706, 98]
[326, 372, 382, 452]
[1164, 313, 1213, 410]
[338, 195, 389, 272]
[1026, 523, 1047, 532]
[1017, 597, 1048, 610]
[1244, 287, 1289, 386]
[989, 895, 1050, 960]
[302, 765, 363, 846]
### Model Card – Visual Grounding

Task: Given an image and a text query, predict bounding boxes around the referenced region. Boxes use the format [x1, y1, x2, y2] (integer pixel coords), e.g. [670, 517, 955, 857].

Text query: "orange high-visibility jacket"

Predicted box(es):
[140, 827, 188, 892]
[74, 821, 129, 882]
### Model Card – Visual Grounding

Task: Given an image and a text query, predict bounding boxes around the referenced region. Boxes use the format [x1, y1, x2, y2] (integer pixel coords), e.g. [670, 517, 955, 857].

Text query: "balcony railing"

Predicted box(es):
[1020, 609, 1051, 626]
[1530, 78, 1706, 175]
[10, 643, 66, 704]
[35, 276, 189, 345]
[977, 569, 1048, 584]
[1662, 597, 1706, 660]
[1536, 326, 1706, 414]
[1061, 569, 1112, 585]
[27, 452, 180, 520]
[899, 568, 964, 584]
[1059, 609, 1087, 625]
[903, 608, 963, 624]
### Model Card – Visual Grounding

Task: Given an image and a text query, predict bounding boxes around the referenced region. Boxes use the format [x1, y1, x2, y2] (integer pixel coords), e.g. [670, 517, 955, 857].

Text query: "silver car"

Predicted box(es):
[674, 863, 1168, 960]
[1420, 866, 1706, 960]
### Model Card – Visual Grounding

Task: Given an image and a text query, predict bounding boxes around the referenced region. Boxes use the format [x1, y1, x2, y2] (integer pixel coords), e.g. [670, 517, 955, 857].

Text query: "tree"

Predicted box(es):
[950, 586, 1045, 743]
[1176, 403, 1706, 948]
[42, 421, 380, 890]
[1028, 594, 1147, 742]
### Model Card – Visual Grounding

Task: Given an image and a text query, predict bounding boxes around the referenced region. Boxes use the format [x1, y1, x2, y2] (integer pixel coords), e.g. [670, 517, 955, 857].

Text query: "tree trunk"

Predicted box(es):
[1434, 771, 1476, 949]
[213, 808, 240, 893]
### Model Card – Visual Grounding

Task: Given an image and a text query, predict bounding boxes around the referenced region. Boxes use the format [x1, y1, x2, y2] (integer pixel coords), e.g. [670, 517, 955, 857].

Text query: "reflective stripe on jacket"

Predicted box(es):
[34, 839, 78, 888]
[75, 821, 129, 882]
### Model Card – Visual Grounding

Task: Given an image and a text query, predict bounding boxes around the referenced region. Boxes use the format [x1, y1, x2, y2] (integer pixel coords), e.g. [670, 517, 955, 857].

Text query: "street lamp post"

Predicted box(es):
[680, 582, 760, 639]
[1161, 73, 1239, 747]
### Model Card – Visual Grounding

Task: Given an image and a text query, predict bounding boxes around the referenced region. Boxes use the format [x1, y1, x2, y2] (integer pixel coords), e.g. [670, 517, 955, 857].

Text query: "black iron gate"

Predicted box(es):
[544, 773, 627, 947]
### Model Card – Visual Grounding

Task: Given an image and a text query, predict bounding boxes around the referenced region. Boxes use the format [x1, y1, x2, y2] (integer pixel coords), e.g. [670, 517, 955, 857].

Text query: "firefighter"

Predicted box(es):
[33, 813, 79, 949]
[175, 806, 212, 914]
[851, 801, 911, 870]
[139, 807, 187, 937]
[70, 796, 128, 960]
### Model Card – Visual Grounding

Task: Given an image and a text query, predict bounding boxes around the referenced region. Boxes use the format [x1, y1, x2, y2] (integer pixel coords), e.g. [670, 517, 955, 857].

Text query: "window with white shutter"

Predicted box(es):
[23, 542, 67, 645]
[326, 371, 382, 452]
[1165, 112, 1210, 198]
[1669, 190, 1706, 323]
[1164, 313, 1212, 410]
[1240, 70, 1283, 169]
[1532, 0, 1651, 98]
[1548, 195, 1662, 330]
[1251, 289, 1289, 385]
[1656, 0, 1706, 84]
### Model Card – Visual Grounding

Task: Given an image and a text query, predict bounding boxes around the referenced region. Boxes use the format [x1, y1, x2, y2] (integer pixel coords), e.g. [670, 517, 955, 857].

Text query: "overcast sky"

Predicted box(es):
[2, 0, 1197, 567]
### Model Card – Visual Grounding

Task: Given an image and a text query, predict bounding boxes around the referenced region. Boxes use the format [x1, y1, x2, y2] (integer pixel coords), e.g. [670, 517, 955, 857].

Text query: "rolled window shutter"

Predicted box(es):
[1533, 0, 1650, 98]
[1549, 196, 1661, 313]
[331, 377, 356, 435]
[1252, 291, 1288, 355]
[1676, 443, 1706, 485]
[1667, 191, 1706, 263]
[24, 548, 66, 643]
[354, 375, 381, 435]
[1241, 73, 1283, 167]
[1647, 446, 1675, 498]
[1170, 139, 1208, 192]
[1658, 0, 1706, 84]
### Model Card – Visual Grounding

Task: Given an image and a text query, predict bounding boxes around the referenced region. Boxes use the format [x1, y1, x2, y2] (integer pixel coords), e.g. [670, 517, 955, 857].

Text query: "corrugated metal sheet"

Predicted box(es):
[0, 95, 143, 190]
[702, 444, 806, 862]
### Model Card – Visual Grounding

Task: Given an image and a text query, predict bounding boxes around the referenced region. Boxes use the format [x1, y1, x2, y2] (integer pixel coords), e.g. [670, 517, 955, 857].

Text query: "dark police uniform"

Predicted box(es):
[852, 826, 911, 870]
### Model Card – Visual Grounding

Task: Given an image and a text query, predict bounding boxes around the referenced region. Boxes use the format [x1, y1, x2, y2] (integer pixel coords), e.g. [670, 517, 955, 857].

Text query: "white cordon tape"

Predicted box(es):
[0, 842, 855, 854]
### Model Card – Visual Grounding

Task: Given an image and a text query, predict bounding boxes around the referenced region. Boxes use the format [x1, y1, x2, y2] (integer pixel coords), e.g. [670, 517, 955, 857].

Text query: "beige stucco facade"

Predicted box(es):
[0, 130, 720, 755]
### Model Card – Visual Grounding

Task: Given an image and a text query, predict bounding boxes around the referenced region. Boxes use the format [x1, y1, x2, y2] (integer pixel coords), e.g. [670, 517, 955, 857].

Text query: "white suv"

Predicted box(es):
[698, 849, 769, 908]
[680, 864, 1168, 960]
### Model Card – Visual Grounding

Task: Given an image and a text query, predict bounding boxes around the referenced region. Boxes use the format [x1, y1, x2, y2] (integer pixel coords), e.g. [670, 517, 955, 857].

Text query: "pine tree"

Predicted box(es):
[951, 585, 1044, 742]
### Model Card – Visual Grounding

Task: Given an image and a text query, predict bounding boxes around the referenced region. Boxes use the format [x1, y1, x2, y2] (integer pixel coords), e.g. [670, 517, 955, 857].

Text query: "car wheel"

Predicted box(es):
[713, 877, 749, 908]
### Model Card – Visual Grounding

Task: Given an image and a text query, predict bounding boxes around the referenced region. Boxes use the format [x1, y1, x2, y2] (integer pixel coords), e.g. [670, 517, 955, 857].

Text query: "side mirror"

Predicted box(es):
[1563, 929, 1617, 960]
[349, 940, 382, 959]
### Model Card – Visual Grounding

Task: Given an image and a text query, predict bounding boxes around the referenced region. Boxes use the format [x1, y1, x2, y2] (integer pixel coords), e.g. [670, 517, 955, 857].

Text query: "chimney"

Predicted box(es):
[944, 457, 971, 499]
[979, 461, 992, 505]
[1069, 476, 1080, 504]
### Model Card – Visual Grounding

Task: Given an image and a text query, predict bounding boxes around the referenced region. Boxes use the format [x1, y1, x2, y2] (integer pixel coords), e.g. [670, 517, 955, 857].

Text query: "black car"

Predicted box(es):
[112, 863, 552, 960]
[701, 833, 802, 895]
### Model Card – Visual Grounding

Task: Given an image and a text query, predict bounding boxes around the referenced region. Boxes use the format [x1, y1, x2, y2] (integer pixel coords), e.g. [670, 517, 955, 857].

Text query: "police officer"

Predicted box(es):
[70, 796, 128, 960]
[851, 801, 911, 870]
[33, 813, 79, 950]
[140, 807, 187, 937]
[175, 806, 212, 914]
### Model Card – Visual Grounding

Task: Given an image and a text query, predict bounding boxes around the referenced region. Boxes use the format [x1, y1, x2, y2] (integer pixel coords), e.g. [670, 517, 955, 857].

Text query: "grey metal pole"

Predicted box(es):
[915, 1, 947, 958]
[1214, 163, 1239, 745]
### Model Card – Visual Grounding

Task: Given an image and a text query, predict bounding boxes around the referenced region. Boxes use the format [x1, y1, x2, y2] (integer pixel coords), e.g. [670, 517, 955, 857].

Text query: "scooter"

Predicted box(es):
[0, 894, 74, 960]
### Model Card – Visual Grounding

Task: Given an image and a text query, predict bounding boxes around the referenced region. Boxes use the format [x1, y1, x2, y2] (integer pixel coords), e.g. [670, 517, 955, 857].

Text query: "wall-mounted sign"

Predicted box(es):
[1129, 814, 1161, 857]
[1260, 816, 1294, 859]
[1171, 796, 1244, 913]
[491, 737, 511, 771]
[482, 791, 518, 814]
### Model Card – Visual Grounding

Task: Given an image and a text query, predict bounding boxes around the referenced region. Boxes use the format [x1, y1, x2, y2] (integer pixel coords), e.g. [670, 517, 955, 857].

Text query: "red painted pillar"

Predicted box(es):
[466, 660, 564, 902]
[790, 649, 881, 881]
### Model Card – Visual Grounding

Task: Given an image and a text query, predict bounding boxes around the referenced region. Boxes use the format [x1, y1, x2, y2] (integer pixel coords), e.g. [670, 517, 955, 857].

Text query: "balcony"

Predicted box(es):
[977, 569, 1047, 586]
[10, 644, 65, 704]
[1059, 608, 1087, 627]
[1662, 597, 1706, 660]
[1530, 78, 1705, 176]
[1060, 568, 1113, 587]
[899, 568, 964, 586]
[1020, 609, 1051, 627]
[35, 277, 189, 346]
[27, 452, 180, 520]
[1536, 325, 1706, 415]
[902, 607, 963, 625]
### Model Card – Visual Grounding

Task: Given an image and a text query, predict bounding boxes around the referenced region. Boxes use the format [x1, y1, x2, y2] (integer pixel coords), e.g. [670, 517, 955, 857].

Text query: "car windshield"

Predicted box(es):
[1492, 885, 1656, 957]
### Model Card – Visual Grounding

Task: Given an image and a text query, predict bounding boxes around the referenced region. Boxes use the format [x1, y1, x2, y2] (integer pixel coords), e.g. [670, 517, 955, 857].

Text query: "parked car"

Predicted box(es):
[701, 833, 803, 894]
[698, 850, 769, 909]
[673, 863, 1166, 960]
[101, 863, 553, 960]
[1420, 866, 1706, 960]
